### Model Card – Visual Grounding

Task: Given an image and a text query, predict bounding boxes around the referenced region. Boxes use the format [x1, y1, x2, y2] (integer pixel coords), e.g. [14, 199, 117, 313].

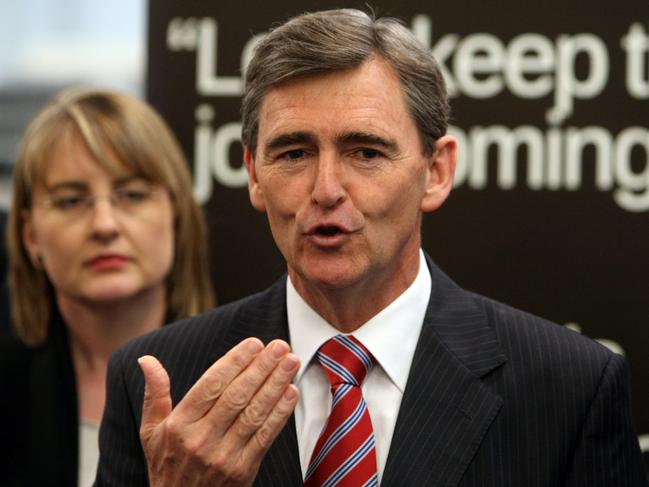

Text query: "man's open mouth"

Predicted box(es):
[315, 225, 343, 236]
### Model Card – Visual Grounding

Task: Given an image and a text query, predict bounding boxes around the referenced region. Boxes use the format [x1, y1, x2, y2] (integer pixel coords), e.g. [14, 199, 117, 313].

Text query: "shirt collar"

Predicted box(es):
[287, 249, 431, 392]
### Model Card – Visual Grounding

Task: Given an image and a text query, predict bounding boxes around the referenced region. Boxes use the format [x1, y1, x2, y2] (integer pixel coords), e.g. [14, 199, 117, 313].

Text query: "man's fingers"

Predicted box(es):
[247, 384, 300, 456]
[227, 352, 300, 440]
[204, 340, 293, 435]
[176, 337, 265, 422]
[139, 355, 172, 439]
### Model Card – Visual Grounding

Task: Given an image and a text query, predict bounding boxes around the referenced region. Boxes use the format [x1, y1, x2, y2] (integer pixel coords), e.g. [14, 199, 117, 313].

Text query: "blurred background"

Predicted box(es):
[0, 0, 146, 208]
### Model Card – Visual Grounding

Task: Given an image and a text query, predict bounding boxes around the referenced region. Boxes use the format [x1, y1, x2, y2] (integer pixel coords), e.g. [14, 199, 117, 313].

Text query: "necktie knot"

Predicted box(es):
[306, 334, 378, 486]
[316, 335, 375, 388]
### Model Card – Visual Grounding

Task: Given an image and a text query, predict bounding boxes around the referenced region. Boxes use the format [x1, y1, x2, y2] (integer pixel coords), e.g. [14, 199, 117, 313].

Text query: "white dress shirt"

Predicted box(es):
[288, 249, 431, 483]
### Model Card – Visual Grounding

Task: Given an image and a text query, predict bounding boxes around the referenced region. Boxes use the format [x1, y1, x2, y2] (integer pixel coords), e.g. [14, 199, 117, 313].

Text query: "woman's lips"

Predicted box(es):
[86, 255, 130, 271]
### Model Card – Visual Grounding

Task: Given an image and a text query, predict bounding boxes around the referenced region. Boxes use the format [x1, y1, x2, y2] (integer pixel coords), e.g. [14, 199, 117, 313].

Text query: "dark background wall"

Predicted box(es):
[146, 0, 649, 473]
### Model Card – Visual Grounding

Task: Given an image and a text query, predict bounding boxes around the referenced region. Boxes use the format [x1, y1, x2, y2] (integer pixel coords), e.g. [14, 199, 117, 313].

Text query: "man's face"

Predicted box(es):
[246, 57, 456, 303]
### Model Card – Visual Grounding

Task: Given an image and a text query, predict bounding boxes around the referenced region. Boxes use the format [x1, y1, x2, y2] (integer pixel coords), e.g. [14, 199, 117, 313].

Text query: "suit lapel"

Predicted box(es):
[205, 277, 303, 487]
[381, 258, 506, 487]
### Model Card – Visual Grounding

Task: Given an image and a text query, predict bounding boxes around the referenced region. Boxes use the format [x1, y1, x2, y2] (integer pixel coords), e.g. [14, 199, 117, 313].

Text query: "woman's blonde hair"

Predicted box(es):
[8, 88, 215, 346]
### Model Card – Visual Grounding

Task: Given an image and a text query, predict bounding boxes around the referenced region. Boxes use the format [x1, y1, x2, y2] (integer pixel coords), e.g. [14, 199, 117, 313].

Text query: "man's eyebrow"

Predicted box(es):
[265, 132, 316, 151]
[336, 132, 399, 153]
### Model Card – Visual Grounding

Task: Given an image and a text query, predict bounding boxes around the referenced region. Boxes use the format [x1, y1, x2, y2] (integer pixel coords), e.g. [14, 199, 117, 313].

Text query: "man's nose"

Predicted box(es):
[311, 156, 346, 208]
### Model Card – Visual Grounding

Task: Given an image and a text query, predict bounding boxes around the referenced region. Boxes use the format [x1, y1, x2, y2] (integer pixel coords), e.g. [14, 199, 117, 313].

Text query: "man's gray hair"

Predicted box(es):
[241, 8, 450, 156]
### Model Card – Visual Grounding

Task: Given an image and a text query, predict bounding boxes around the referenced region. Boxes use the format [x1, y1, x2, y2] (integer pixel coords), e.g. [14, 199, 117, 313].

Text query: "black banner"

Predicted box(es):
[146, 0, 649, 471]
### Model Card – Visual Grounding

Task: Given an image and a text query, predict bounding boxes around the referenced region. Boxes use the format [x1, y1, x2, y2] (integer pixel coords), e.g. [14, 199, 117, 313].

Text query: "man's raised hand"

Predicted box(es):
[138, 338, 300, 486]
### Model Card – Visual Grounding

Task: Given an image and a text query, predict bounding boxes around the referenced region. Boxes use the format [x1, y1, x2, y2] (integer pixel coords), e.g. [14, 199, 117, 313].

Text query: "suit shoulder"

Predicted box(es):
[469, 291, 615, 369]
[451, 291, 630, 415]
[427, 257, 610, 363]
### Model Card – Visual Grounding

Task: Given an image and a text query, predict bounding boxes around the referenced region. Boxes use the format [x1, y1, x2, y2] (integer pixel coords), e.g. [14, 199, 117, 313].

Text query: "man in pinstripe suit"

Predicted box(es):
[96, 9, 648, 486]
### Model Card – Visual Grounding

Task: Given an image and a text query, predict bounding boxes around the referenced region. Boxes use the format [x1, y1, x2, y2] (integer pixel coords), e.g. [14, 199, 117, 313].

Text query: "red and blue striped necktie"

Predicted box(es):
[304, 335, 378, 487]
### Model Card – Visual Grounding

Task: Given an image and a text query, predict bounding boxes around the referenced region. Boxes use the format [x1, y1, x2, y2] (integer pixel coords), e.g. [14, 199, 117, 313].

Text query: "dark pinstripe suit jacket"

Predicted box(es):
[96, 258, 648, 486]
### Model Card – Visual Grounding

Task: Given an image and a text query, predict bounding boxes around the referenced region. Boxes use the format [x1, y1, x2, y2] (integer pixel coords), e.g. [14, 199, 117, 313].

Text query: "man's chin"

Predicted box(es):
[291, 263, 365, 293]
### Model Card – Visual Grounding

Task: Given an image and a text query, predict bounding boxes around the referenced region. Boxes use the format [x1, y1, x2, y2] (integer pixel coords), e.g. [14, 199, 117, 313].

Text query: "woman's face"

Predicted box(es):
[22, 132, 175, 307]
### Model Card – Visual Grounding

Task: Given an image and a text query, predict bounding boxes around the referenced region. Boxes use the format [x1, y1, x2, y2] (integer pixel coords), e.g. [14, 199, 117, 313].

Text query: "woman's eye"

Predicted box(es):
[116, 189, 151, 204]
[52, 195, 84, 210]
[125, 190, 148, 201]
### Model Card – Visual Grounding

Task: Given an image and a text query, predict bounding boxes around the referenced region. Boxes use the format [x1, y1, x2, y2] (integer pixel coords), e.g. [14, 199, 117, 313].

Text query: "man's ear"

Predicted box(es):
[244, 146, 267, 212]
[21, 210, 43, 269]
[420, 135, 457, 213]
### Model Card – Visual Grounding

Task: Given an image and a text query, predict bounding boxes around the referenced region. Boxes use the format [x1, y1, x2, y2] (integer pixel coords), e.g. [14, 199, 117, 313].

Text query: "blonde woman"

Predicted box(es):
[0, 88, 214, 486]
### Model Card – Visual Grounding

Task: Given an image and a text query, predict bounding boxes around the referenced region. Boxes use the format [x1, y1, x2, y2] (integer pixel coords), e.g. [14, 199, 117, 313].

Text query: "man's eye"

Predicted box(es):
[281, 149, 306, 161]
[51, 195, 85, 210]
[357, 148, 381, 159]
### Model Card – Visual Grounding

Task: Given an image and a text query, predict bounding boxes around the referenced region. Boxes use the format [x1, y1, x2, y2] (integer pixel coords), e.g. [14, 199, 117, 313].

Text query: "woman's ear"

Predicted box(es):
[244, 146, 267, 212]
[21, 210, 43, 269]
[420, 135, 457, 213]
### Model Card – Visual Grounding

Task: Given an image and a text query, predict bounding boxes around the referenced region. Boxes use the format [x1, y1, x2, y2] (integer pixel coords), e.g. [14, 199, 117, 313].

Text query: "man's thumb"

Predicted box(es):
[138, 355, 172, 438]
